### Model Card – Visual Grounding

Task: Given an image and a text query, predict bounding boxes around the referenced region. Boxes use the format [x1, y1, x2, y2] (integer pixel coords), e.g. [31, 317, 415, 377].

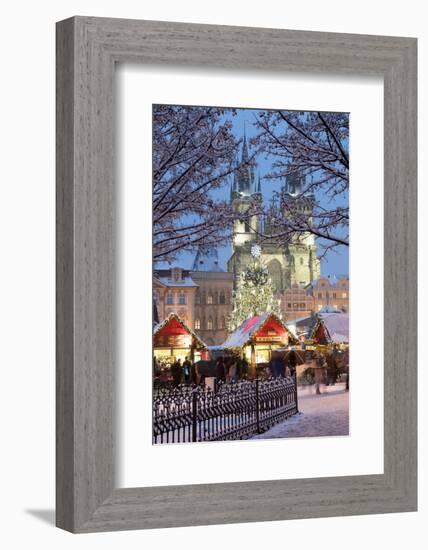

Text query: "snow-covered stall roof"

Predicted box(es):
[312, 312, 349, 344]
[222, 312, 298, 349]
[153, 313, 207, 350]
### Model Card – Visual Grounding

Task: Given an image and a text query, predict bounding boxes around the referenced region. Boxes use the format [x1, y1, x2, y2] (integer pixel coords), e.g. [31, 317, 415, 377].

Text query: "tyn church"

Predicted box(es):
[227, 133, 320, 293]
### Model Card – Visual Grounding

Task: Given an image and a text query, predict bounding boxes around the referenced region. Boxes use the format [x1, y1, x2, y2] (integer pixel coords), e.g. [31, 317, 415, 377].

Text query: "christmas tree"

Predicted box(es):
[228, 244, 282, 331]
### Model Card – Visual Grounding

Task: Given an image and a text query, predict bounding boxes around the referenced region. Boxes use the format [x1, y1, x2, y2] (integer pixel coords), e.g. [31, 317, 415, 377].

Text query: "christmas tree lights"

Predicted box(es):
[228, 244, 282, 331]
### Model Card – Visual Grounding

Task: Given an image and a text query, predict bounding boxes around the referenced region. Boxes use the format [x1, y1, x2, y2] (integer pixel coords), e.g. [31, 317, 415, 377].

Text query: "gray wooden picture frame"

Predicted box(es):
[56, 16, 417, 533]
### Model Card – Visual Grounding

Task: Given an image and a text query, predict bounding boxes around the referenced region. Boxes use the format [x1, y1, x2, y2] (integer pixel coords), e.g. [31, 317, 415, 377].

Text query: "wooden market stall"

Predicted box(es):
[222, 312, 298, 378]
[309, 311, 350, 386]
[311, 311, 349, 349]
[153, 313, 208, 367]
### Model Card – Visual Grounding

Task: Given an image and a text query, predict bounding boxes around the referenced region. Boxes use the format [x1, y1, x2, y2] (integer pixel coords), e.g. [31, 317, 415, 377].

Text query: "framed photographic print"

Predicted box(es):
[56, 16, 417, 532]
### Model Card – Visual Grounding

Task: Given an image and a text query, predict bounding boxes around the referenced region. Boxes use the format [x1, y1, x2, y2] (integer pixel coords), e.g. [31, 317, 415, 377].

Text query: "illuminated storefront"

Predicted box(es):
[222, 312, 298, 377]
[153, 313, 207, 366]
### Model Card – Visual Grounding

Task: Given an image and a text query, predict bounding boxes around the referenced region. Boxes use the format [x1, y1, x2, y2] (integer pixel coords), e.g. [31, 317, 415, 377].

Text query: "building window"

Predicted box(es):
[195, 291, 201, 304]
[207, 293, 213, 305]
[342, 292, 347, 298]
[179, 292, 186, 305]
[195, 318, 201, 330]
[207, 318, 213, 330]
[287, 303, 292, 308]
[318, 292, 322, 299]
[219, 291, 225, 305]
[166, 293, 173, 305]
[332, 293, 337, 299]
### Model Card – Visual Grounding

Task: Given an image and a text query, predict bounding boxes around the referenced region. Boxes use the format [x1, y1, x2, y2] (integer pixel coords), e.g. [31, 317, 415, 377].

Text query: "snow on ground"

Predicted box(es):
[251, 383, 349, 439]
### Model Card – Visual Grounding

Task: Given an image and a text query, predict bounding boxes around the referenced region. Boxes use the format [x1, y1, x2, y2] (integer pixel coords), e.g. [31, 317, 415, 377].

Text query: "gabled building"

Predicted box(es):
[153, 266, 198, 328]
[191, 248, 233, 346]
[307, 275, 349, 313]
[280, 282, 314, 321]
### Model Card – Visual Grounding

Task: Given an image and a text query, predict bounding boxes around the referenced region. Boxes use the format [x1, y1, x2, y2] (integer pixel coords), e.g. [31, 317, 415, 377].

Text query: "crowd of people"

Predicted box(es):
[153, 355, 251, 387]
[299, 349, 349, 393]
[153, 353, 303, 388]
[153, 348, 348, 390]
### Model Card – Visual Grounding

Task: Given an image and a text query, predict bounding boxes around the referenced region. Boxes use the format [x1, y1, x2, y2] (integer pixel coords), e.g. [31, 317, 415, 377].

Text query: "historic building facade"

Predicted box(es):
[280, 283, 314, 321]
[153, 251, 234, 346]
[153, 267, 197, 329]
[279, 276, 349, 322]
[227, 134, 320, 293]
[308, 275, 349, 313]
[190, 249, 233, 346]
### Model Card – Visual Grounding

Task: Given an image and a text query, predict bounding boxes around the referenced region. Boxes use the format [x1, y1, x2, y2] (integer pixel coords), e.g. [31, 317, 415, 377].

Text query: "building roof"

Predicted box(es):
[286, 314, 314, 325]
[306, 274, 349, 289]
[222, 312, 298, 349]
[157, 275, 198, 288]
[192, 247, 224, 272]
[312, 312, 349, 344]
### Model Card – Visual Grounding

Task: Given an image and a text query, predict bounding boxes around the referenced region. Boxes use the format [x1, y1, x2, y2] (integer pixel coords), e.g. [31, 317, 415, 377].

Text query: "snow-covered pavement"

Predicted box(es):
[251, 383, 349, 439]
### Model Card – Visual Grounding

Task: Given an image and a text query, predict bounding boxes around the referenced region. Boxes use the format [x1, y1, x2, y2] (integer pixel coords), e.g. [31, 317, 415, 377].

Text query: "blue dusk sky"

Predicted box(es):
[156, 106, 349, 277]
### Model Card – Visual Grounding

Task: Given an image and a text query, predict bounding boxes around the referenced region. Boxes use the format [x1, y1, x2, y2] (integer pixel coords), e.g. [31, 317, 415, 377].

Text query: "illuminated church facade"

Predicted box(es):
[227, 134, 320, 293]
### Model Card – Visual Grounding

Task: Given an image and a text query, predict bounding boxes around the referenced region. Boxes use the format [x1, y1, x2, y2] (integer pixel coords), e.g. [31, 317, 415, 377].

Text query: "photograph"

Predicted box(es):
[152, 104, 350, 444]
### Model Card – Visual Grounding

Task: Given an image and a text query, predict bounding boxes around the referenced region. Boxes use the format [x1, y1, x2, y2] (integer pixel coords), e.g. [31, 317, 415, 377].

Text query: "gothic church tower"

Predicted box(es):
[227, 135, 320, 293]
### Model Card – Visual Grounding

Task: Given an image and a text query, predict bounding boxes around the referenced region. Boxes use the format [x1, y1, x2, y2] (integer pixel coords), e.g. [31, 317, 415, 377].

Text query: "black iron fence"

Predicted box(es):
[153, 376, 298, 444]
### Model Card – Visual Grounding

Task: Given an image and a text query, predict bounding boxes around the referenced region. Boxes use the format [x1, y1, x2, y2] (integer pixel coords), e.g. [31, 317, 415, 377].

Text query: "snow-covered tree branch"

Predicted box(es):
[153, 105, 253, 262]
[251, 110, 349, 253]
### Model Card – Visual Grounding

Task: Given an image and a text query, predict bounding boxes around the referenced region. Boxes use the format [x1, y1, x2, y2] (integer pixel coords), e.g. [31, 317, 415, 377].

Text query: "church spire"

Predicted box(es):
[257, 173, 262, 193]
[241, 125, 249, 163]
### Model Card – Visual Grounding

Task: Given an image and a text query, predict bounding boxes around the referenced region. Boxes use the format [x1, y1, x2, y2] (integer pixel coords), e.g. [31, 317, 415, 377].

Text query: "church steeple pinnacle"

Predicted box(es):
[234, 126, 257, 196]
[241, 125, 249, 163]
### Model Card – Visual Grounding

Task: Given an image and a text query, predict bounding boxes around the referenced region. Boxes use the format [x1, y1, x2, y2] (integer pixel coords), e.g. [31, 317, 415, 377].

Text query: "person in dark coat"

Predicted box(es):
[236, 356, 243, 379]
[216, 357, 226, 382]
[288, 351, 297, 377]
[171, 359, 182, 387]
[241, 356, 249, 378]
[270, 355, 284, 378]
[182, 357, 192, 384]
[190, 361, 198, 385]
[325, 353, 338, 385]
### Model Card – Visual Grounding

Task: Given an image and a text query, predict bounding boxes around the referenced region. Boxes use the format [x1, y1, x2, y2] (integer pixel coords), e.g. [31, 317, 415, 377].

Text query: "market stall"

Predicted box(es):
[153, 313, 208, 368]
[308, 311, 350, 387]
[221, 312, 298, 378]
[311, 311, 349, 349]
